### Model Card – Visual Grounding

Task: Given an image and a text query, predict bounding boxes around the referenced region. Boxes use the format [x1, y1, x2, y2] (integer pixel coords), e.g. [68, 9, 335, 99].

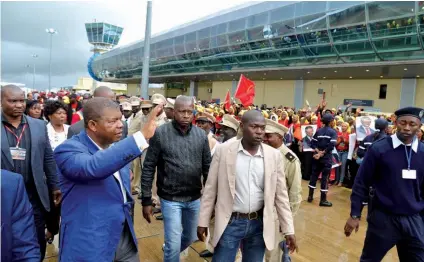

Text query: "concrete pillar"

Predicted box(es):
[294, 80, 304, 109]
[189, 80, 198, 98]
[399, 78, 417, 109]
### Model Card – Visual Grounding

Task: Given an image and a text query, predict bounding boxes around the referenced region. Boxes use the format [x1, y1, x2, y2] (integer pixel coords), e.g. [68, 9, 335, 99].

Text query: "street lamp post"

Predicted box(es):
[140, 1, 152, 99]
[45, 28, 58, 92]
[31, 54, 38, 89]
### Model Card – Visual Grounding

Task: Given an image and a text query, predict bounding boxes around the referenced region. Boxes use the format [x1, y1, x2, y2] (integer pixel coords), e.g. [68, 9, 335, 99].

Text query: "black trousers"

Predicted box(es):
[308, 156, 332, 192]
[301, 152, 313, 181]
[361, 209, 424, 261]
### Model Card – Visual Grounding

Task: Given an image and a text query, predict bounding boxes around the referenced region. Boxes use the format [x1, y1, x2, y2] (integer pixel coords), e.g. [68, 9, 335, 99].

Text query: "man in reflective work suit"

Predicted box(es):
[345, 107, 424, 262]
[307, 113, 337, 207]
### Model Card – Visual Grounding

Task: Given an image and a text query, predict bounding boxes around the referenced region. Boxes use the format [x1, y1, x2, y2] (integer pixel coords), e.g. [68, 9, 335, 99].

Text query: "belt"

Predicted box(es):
[231, 209, 263, 220]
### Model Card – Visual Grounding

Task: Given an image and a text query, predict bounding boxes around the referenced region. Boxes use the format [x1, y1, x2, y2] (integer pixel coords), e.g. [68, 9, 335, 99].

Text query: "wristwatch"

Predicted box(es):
[351, 215, 361, 220]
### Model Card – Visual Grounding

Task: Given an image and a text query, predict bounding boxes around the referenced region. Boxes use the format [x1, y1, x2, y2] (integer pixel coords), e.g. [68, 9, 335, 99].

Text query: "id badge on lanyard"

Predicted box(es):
[402, 143, 416, 180]
[5, 124, 27, 161]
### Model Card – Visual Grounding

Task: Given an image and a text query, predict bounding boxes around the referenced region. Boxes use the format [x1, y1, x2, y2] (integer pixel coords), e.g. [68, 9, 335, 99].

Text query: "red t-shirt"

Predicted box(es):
[336, 131, 350, 151]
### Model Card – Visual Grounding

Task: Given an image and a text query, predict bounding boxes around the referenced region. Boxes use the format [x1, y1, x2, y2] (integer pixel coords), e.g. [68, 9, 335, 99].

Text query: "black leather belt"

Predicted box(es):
[231, 209, 263, 220]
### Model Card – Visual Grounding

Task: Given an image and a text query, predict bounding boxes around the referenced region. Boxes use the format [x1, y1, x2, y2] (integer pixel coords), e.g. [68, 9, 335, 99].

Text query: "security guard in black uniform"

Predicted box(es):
[345, 107, 424, 262]
[307, 113, 337, 207]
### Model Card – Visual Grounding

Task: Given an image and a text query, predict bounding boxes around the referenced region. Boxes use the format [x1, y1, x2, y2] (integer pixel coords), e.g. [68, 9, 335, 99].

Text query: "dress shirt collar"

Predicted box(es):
[87, 135, 110, 150]
[238, 139, 264, 158]
[391, 134, 418, 153]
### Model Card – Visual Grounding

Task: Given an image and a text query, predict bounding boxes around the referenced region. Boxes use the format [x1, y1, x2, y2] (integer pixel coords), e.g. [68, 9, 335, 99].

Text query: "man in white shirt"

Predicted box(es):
[198, 110, 297, 262]
[54, 97, 162, 262]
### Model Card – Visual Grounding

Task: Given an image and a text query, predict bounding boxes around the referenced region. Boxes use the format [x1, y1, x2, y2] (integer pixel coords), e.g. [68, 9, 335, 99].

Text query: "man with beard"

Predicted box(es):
[345, 107, 424, 261]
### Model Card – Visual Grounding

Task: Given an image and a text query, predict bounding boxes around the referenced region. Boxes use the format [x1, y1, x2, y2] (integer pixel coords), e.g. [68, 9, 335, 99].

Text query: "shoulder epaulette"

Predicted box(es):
[285, 151, 296, 162]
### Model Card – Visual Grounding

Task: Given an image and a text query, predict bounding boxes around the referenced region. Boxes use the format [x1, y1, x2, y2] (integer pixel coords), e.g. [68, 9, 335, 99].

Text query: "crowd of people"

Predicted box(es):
[1, 84, 424, 262]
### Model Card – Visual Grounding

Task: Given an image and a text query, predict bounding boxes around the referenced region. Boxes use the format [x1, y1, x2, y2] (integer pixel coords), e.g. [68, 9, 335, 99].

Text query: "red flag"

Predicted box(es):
[224, 90, 231, 111]
[235, 74, 255, 107]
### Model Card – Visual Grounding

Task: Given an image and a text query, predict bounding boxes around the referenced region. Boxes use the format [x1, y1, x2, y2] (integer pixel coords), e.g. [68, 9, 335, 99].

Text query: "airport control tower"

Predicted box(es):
[85, 21, 123, 86]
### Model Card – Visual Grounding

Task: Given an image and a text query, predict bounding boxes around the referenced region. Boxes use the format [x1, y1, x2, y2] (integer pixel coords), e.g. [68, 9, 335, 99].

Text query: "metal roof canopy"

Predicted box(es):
[112, 60, 424, 84]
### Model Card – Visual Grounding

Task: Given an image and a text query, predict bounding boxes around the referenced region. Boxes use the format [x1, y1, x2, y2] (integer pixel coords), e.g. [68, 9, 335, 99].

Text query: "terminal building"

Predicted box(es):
[89, 1, 424, 112]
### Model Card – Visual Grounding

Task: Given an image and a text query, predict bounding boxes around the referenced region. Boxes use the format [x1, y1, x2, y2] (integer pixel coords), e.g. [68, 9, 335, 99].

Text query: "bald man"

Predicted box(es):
[198, 110, 297, 262]
[67, 87, 128, 139]
[1, 85, 60, 261]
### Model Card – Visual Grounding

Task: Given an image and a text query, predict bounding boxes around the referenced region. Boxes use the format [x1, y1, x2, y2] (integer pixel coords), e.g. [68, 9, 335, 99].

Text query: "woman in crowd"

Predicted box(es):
[335, 122, 350, 186]
[25, 100, 44, 120]
[418, 126, 424, 142]
[44, 100, 69, 151]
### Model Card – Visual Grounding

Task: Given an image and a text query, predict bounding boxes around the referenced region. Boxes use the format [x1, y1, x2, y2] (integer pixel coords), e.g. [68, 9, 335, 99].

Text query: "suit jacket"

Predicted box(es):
[198, 140, 294, 250]
[1, 116, 58, 211]
[1, 169, 40, 262]
[54, 131, 143, 262]
[67, 119, 128, 139]
[356, 125, 376, 141]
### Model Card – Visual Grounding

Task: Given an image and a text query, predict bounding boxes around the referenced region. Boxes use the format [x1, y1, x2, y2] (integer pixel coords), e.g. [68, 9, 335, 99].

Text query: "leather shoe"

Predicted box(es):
[199, 250, 213, 258]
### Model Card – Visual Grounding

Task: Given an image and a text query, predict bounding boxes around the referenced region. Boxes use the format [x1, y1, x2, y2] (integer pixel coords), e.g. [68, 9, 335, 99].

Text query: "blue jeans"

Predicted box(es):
[212, 217, 266, 262]
[160, 198, 200, 262]
[337, 151, 348, 183]
[279, 240, 291, 262]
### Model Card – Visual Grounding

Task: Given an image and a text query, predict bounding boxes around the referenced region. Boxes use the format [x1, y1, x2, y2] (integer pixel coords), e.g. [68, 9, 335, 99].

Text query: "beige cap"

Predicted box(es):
[196, 112, 216, 123]
[121, 101, 132, 111]
[221, 114, 240, 132]
[265, 119, 289, 136]
[151, 93, 167, 105]
[165, 98, 175, 109]
[129, 96, 141, 106]
[140, 100, 153, 109]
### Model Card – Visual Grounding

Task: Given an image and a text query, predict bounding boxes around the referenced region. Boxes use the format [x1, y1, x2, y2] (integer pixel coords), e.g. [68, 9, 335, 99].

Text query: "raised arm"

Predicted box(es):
[54, 133, 148, 183]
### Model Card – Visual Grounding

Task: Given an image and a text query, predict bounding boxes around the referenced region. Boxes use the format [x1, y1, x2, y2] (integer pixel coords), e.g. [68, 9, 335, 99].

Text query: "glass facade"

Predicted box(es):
[90, 1, 424, 81]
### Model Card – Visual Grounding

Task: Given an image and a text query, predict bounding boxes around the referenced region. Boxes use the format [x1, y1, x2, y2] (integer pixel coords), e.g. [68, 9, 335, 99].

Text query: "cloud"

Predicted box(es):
[1, 0, 247, 90]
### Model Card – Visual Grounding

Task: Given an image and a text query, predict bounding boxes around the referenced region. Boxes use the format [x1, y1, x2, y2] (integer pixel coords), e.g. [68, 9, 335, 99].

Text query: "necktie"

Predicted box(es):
[365, 127, 370, 135]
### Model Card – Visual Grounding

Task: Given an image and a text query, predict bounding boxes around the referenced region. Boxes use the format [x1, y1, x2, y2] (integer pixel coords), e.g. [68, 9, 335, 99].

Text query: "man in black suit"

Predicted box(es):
[67, 86, 128, 139]
[1, 85, 61, 261]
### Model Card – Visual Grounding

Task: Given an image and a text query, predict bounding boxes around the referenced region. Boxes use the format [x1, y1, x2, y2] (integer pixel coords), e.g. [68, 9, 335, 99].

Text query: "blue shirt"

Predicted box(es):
[351, 134, 424, 216]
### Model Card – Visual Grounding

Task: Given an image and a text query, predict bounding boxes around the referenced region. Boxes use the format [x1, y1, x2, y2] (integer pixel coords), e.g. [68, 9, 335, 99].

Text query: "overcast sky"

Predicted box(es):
[1, 0, 249, 90]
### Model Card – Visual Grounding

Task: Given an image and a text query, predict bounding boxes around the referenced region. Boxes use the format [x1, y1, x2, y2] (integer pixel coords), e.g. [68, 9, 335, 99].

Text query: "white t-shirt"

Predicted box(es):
[47, 123, 69, 151]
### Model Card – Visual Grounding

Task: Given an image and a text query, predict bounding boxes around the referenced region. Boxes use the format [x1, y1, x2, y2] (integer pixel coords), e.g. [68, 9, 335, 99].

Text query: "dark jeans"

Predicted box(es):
[361, 209, 424, 262]
[213, 217, 266, 262]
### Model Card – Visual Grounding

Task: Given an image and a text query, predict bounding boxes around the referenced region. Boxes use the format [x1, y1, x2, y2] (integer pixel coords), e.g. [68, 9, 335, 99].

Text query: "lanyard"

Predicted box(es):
[404, 140, 414, 170]
[4, 124, 27, 148]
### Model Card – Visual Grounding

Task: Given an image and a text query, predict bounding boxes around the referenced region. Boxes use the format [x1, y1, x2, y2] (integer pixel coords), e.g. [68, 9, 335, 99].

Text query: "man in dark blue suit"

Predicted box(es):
[1, 85, 60, 261]
[1, 169, 40, 262]
[54, 97, 161, 262]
